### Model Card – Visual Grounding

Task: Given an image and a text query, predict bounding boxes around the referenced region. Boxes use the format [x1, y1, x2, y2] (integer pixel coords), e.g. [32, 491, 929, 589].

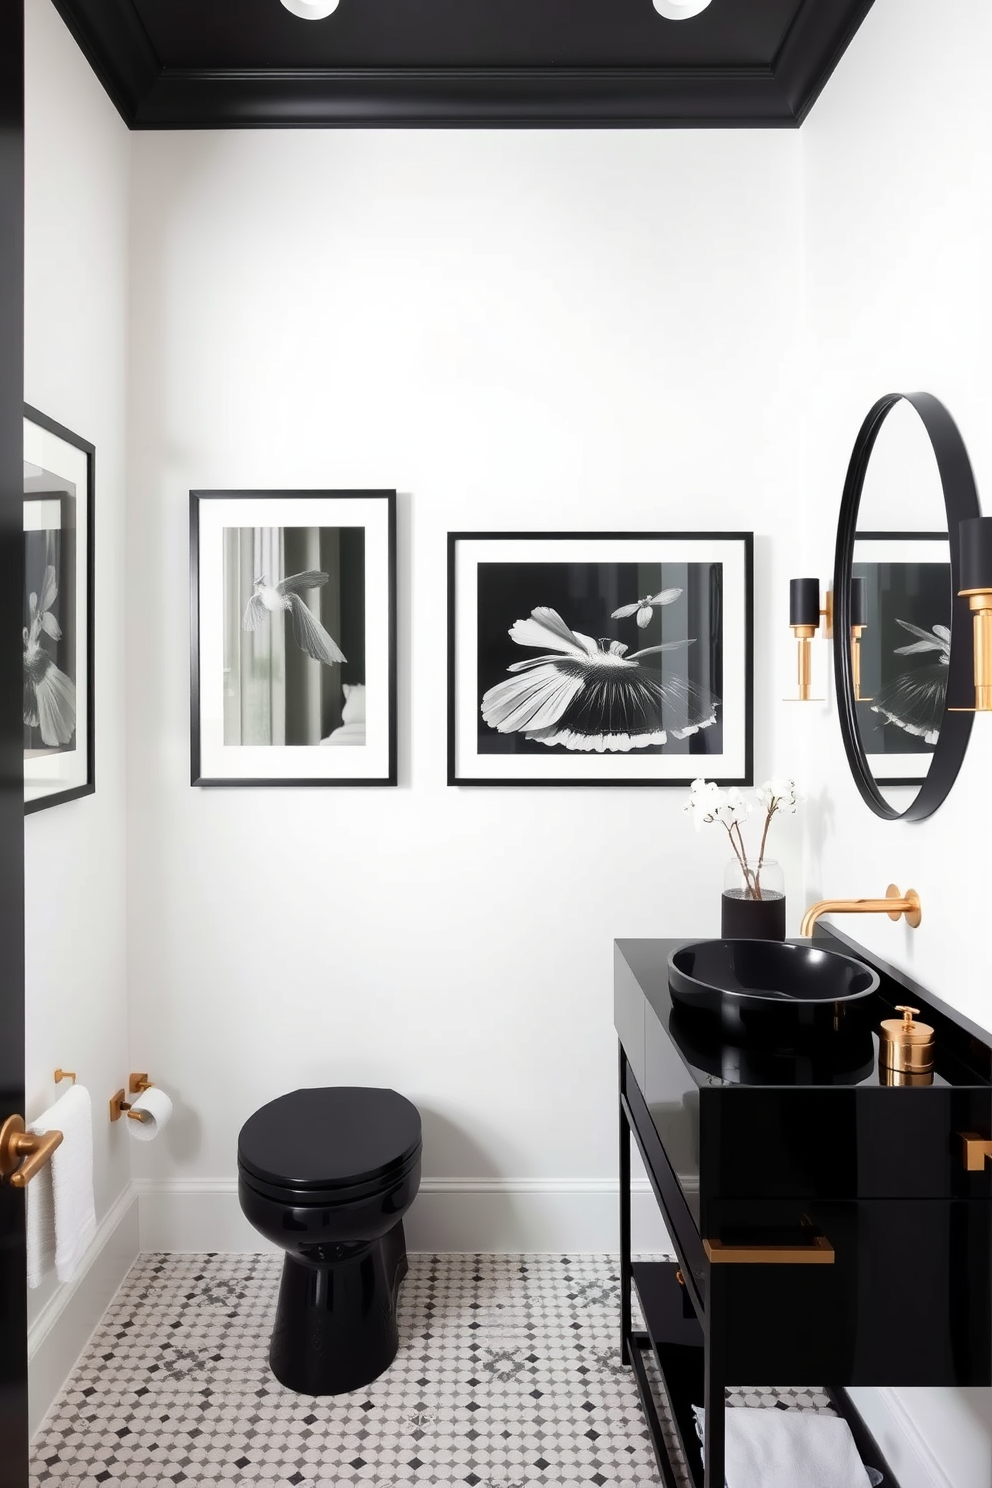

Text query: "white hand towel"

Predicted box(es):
[26, 1086, 97, 1289]
[693, 1406, 871, 1488]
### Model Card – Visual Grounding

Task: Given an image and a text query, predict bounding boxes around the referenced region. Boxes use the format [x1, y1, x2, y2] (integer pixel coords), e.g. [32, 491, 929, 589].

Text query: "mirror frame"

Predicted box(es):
[833, 391, 979, 823]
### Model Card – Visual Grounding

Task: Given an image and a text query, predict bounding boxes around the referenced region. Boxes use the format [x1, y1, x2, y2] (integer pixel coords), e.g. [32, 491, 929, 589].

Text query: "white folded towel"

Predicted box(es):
[693, 1406, 872, 1488]
[26, 1086, 97, 1290]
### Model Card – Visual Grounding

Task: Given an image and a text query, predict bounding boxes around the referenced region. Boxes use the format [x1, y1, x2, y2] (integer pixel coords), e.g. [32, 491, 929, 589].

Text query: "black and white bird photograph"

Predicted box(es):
[222, 525, 366, 747]
[852, 555, 952, 761]
[475, 561, 724, 756]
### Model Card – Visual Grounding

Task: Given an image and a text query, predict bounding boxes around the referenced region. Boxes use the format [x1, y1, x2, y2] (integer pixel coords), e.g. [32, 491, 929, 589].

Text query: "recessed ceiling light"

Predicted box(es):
[653, 0, 713, 18]
[280, 0, 340, 18]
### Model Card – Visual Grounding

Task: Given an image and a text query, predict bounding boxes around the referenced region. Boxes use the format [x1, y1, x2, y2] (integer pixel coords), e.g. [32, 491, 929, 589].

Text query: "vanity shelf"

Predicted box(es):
[617, 930, 992, 1487]
[629, 1260, 705, 1488]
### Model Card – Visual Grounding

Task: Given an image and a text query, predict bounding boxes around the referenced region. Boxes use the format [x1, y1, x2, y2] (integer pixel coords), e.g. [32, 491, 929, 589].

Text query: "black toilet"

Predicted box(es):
[237, 1086, 422, 1395]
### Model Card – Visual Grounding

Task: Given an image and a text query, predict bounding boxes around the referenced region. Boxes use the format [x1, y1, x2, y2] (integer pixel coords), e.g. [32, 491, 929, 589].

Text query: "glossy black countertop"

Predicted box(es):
[616, 933, 992, 1092]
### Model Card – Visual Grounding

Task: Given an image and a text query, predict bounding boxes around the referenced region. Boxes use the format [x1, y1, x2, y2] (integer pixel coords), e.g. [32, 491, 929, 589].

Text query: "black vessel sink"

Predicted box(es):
[668, 939, 880, 1038]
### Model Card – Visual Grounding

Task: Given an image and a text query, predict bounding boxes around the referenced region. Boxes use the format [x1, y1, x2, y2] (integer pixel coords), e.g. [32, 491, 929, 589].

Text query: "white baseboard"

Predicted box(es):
[28, 1183, 139, 1438]
[847, 1388, 952, 1488]
[137, 1177, 672, 1254]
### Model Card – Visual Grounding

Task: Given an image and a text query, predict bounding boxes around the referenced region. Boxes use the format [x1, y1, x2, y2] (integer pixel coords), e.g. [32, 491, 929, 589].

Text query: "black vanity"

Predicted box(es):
[616, 929, 992, 1488]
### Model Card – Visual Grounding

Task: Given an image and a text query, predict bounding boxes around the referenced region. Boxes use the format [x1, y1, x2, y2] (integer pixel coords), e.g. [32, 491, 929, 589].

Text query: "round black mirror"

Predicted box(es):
[833, 392, 979, 822]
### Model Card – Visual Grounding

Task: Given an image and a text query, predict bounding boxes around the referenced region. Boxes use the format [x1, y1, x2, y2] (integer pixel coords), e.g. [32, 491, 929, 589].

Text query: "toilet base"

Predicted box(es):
[269, 1219, 409, 1395]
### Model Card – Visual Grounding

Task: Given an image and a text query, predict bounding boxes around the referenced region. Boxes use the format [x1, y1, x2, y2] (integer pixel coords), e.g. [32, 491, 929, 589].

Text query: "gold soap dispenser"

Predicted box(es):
[879, 1005, 935, 1085]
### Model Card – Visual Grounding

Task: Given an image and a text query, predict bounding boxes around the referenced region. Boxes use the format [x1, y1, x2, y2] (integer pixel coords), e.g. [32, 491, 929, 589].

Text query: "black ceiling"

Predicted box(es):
[50, 0, 876, 130]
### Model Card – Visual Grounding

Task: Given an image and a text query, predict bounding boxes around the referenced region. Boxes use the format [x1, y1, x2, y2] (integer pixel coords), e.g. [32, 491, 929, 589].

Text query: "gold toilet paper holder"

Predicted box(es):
[110, 1073, 155, 1124]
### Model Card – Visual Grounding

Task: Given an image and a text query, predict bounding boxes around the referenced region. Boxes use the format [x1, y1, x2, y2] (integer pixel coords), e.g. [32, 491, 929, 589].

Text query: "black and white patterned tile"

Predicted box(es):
[31, 1253, 838, 1488]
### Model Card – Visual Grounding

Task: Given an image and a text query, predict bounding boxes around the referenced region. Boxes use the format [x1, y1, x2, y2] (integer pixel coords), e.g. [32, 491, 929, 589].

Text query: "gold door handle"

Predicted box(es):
[959, 1133, 992, 1171]
[704, 1233, 834, 1265]
[0, 1115, 64, 1189]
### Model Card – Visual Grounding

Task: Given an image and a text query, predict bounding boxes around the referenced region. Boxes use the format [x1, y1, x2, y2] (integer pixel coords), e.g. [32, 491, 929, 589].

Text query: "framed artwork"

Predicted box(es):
[23, 406, 95, 813]
[448, 531, 753, 787]
[190, 490, 396, 787]
[852, 531, 952, 785]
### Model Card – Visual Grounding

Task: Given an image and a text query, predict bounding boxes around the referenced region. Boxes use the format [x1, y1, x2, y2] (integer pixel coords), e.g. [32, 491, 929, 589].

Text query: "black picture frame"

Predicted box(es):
[190, 490, 397, 788]
[448, 530, 753, 788]
[834, 392, 979, 823]
[23, 404, 95, 814]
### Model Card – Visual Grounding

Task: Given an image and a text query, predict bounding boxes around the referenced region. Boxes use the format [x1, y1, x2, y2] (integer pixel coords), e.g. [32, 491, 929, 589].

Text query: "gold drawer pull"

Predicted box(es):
[959, 1133, 992, 1171]
[704, 1233, 834, 1265]
[0, 1115, 64, 1189]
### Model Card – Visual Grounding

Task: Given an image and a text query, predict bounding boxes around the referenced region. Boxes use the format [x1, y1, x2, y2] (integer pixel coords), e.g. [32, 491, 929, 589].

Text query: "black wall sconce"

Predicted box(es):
[788, 577, 870, 703]
[787, 578, 831, 701]
[958, 515, 992, 712]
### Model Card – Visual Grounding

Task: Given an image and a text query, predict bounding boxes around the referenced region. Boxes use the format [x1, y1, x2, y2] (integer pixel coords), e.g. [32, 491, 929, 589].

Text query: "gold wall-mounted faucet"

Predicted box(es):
[800, 884, 922, 938]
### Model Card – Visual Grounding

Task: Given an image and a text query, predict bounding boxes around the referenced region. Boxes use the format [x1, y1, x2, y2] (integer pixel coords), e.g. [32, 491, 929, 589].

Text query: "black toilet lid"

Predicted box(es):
[238, 1087, 422, 1193]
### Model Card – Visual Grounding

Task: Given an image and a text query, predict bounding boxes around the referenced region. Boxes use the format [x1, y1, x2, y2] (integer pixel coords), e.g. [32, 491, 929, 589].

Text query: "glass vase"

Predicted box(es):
[721, 858, 786, 941]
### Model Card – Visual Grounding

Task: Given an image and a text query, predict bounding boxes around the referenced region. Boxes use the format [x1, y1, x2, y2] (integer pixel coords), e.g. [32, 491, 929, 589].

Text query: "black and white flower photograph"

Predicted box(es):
[449, 533, 752, 787]
[191, 491, 396, 786]
[23, 546, 76, 754]
[23, 407, 94, 813]
[223, 527, 364, 748]
[852, 534, 952, 784]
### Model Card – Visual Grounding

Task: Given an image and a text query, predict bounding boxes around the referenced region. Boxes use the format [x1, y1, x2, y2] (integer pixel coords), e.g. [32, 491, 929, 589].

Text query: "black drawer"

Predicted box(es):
[706, 1197, 991, 1386]
[699, 1086, 992, 1203]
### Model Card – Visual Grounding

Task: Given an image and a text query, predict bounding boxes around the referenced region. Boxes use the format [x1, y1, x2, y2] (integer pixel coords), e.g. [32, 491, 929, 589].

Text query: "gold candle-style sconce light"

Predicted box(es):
[787, 578, 831, 701]
[849, 575, 872, 703]
[957, 516, 992, 712]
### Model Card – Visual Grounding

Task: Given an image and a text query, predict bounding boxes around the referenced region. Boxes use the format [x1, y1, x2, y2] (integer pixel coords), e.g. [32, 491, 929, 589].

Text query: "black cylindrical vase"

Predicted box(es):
[721, 858, 786, 940]
[721, 891, 787, 941]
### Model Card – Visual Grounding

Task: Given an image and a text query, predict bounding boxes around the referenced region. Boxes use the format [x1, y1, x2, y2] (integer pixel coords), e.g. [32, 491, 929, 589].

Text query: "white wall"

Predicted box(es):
[23, 0, 137, 1431]
[803, 2, 992, 1483]
[126, 129, 804, 1249]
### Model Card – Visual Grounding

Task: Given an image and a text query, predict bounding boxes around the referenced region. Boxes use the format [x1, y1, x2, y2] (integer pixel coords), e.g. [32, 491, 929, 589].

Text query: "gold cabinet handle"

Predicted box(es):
[959, 1133, 992, 1171]
[704, 1233, 834, 1265]
[0, 1115, 64, 1189]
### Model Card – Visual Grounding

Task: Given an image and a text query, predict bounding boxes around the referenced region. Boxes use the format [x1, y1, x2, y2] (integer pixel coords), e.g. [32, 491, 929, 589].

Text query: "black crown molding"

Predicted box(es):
[49, 0, 159, 124]
[50, 0, 875, 130]
[774, 0, 876, 124]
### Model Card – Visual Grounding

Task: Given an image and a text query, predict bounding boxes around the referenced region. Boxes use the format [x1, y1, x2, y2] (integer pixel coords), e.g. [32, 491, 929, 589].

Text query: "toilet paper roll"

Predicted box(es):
[126, 1087, 174, 1142]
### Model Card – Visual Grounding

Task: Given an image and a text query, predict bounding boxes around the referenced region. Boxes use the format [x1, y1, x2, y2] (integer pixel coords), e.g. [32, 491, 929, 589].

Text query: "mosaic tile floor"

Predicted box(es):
[31, 1253, 839, 1488]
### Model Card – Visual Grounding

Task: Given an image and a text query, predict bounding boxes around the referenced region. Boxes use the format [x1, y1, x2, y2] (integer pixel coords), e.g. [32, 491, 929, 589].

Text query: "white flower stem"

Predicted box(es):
[754, 798, 777, 899]
[729, 820, 759, 899]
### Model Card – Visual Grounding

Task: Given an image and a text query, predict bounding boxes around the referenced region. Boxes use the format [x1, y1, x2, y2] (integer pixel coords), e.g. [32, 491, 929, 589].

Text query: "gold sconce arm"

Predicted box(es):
[800, 884, 922, 938]
[0, 1115, 64, 1189]
[851, 626, 873, 703]
[792, 624, 817, 702]
[962, 592, 992, 712]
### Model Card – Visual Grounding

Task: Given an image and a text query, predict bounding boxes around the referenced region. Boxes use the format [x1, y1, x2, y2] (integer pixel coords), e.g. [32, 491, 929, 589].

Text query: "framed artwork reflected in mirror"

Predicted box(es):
[23, 406, 95, 813]
[852, 532, 951, 785]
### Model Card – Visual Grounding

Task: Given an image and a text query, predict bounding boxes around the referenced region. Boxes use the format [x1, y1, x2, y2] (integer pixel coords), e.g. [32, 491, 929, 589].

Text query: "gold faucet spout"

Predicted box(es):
[800, 884, 922, 938]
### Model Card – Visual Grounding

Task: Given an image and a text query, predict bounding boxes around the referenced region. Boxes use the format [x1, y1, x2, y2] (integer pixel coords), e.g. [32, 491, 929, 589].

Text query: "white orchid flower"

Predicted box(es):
[755, 777, 798, 815]
[715, 787, 752, 827]
[684, 778, 750, 830]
